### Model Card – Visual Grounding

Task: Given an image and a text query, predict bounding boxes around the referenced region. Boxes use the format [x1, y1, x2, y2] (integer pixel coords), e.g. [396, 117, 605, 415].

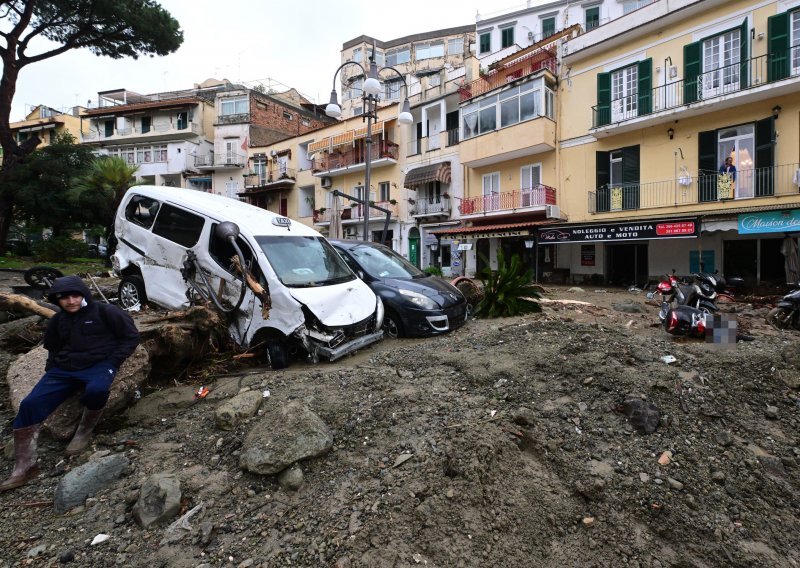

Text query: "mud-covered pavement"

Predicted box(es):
[0, 286, 798, 567]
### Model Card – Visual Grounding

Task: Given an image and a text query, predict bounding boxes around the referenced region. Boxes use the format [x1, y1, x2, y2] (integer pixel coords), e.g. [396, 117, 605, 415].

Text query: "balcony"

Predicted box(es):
[587, 163, 800, 214]
[410, 197, 452, 219]
[215, 113, 250, 126]
[194, 152, 246, 170]
[313, 201, 399, 225]
[459, 48, 556, 102]
[82, 122, 201, 142]
[592, 48, 800, 132]
[459, 117, 555, 168]
[243, 168, 297, 190]
[407, 129, 459, 157]
[461, 186, 557, 218]
[312, 141, 398, 177]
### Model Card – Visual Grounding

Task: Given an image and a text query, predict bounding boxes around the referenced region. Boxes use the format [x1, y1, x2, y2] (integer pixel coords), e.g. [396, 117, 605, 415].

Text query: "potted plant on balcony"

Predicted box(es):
[350, 202, 358, 208]
[389, 199, 397, 205]
[442, 192, 450, 199]
[407, 198, 416, 205]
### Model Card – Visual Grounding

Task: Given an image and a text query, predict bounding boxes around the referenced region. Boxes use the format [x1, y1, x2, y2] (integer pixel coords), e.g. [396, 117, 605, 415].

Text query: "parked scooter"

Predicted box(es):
[766, 283, 800, 330]
[650, 270, 719, 322]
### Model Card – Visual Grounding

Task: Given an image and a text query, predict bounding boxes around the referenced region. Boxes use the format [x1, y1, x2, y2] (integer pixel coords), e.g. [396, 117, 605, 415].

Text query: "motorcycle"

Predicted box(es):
[766, 283, 800, 330]
[663, 304, 708, 338]
[650, 270, 719, 322]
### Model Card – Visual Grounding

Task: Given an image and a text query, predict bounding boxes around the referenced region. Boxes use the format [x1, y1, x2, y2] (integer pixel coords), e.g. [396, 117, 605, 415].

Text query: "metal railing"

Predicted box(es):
[243, 168, 297, 188]
[314, 201, 399, 224]
[460, 48, 556, 102]
[410, 197, 451, 216]
[311, 141, 399, 172]
[592, 48, 800, 127]
[194, 152, 246, 168]
[460, 185, 557, 215]
[588, 163, 800, 213]
[407, 129, 459, 156]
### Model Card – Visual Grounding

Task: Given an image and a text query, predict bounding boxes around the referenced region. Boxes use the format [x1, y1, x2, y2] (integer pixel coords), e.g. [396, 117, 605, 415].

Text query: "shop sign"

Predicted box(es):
[538, 219, 698, 244]
[468, 229, 532, 240]
[738, 210, 800, 235]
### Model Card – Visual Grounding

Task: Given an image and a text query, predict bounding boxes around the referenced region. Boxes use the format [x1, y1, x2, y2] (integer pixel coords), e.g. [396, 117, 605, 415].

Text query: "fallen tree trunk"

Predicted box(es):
[0, 292, 56, 319]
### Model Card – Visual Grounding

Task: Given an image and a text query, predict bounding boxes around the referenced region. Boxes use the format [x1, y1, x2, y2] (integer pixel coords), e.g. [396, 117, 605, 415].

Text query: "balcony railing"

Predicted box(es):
[459, 48, 557, 102]
[243, 168, 297, 188]
[461, 185, 557, 215]
[411, 197, 451, 216]
[588, 163, 800, 213]
[314, 201, 399, 224]
[407, 129, 459, 156]
[82, 122, 200, 141]
[194, 152, 245, 168]
[592, 48, 800, 127]
[312, 141, 398, 172]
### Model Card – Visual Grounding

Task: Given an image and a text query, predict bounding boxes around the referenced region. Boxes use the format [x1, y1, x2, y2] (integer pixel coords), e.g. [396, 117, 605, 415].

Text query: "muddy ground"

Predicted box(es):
[0, 283, 798, 567]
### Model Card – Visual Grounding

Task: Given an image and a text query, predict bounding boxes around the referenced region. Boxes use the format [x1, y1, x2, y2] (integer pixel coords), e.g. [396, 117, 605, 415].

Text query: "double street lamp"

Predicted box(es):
[326, 45, 413, 241]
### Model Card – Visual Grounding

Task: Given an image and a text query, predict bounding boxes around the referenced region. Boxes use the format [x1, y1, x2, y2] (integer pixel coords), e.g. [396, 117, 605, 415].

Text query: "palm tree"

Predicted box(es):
[75, 156, 140, 212]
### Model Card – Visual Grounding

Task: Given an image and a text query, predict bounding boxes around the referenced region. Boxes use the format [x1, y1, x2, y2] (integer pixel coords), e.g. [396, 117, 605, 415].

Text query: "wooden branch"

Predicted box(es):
[0, 293, 56, 318]
[230, 256, 271, 319]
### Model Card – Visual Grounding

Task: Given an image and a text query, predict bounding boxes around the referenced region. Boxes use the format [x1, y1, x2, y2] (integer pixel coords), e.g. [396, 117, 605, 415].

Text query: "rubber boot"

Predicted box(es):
[0, 424, 41, 491]
[65, 408, 104, 456]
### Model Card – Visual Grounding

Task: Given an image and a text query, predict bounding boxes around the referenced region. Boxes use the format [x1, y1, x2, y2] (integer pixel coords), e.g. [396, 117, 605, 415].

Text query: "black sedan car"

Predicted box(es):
[330, 240, 467, 338]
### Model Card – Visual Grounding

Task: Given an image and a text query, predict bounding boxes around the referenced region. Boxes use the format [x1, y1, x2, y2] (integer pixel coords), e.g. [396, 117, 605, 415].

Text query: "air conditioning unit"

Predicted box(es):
[345, 227, 358, 238]
[527, 31, 534, 40]
[545, 204, 561, 219]
[321, 177, 332, 188]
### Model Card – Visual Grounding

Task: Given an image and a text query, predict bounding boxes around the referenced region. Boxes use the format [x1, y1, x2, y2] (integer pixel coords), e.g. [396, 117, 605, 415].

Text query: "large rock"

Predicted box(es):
[6, 345, 150, 440]
[240, 401, 333, 475]
[54, 454, 129, 513]
[215, 390, 263, 431]
[132, 473, 182, 528]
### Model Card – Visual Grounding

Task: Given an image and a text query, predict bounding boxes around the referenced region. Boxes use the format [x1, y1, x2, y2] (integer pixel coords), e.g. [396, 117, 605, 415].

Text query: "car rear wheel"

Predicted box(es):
[382, 312, 403, 339]
[118, 275, 147, 310]
[24, 266, 63, 290]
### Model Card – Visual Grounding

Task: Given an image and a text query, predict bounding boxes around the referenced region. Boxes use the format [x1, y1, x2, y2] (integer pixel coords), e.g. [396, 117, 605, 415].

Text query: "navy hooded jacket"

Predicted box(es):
[44, 275, 140, 371]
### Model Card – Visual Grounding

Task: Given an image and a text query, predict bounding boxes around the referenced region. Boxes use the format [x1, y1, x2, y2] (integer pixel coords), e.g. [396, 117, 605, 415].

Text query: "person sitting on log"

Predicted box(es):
[1, 275, 140, 491]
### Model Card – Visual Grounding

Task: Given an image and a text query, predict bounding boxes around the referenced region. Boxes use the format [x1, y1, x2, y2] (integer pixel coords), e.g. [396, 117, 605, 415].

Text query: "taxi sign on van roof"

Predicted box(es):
[272, 217, 291, 228]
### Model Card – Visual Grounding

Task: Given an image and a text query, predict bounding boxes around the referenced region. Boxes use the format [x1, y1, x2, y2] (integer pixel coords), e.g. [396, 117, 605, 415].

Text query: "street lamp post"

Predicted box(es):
[325, 44, 413, 241]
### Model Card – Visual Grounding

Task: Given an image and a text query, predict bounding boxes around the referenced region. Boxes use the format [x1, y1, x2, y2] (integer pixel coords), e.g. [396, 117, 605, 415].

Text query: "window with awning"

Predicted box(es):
[404, 162, 451, 188]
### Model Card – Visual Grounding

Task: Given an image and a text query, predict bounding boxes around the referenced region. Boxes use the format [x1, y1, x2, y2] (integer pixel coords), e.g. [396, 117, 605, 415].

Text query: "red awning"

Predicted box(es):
[430, 220, 557, 237]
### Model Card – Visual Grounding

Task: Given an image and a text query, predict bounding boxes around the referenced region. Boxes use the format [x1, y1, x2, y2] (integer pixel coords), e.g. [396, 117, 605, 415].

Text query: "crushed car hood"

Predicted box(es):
[289, 278, 376, 326]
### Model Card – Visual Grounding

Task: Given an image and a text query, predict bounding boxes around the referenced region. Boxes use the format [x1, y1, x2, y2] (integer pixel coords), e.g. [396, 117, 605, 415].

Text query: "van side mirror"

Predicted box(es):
[216, 221, 240, 242]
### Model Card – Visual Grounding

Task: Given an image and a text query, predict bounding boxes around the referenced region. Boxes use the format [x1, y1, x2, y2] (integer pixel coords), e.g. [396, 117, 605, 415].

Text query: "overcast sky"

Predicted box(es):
[7, 0, 524, 121]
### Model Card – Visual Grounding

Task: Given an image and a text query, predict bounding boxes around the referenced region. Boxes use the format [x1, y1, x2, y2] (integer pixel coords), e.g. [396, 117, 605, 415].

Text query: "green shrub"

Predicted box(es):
[423, 265, 443, 277]
[474, 249, 541, 318]
[32, 236, 89, 262]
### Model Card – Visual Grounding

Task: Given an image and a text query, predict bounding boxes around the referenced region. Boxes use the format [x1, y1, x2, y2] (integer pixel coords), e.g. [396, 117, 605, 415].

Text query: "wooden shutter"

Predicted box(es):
[595, 151, 610, 212]
[637, 59, 652, 116]
[683, 42, 701, 103]
[740, 19, 749, 89]
[596, 73, 611, 127]
[755, 117, 775, 196]
[698, 129, 717, 201]
[622, 145, 640, 210]
[768, 12, 790, 82]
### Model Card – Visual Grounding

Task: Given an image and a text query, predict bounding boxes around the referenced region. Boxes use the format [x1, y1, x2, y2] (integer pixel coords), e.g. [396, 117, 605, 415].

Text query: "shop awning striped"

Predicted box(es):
[404, 161, 451, 188]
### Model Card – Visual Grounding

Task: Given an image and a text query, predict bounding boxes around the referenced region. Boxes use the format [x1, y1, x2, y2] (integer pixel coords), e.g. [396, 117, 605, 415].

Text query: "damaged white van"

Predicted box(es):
[111, 186, 384, 368]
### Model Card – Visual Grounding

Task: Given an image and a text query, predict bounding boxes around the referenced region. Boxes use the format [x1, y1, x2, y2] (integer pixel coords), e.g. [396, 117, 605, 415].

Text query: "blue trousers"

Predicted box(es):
[13, 361, 117, 428]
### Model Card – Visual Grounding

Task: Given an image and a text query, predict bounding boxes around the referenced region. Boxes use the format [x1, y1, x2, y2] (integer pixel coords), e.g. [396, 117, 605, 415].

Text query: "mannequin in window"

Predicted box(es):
[718, 156, 736, 199]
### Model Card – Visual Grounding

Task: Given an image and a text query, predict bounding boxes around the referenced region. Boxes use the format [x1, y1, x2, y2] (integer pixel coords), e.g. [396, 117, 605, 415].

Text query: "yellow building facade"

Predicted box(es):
[552, 0, 800, 285]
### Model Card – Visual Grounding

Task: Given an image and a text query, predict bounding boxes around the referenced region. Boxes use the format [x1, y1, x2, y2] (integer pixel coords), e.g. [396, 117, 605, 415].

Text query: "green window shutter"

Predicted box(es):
[621, 145, 640, 210]
[755, 117, 775, 196]
[683, 42, 701, 103]
[698, 129, 717, 202]
[637, 59, 652, 116]
[740, 19, 749, 89]
[768, 12, 789, 82]
[596, 72, 611, 127]
[595, 151, 610, 212]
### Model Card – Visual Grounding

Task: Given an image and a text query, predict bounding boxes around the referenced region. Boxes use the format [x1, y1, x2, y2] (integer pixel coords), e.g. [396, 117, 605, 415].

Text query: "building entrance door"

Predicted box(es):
[606, 243, 647, 287]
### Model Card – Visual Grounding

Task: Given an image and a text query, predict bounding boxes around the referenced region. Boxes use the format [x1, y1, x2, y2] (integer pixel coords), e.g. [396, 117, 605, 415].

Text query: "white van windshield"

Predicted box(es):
[256, 236, 355, 288]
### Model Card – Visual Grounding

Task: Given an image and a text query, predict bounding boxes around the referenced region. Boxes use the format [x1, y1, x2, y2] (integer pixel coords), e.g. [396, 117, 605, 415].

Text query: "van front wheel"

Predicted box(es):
[267, 341, 288, 370]
[118, 275, 147, 310]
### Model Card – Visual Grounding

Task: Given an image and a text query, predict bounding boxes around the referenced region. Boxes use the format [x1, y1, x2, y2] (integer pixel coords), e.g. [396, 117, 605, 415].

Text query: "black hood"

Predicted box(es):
[47, 275, 92, 304]
[384, 276, 464, 305]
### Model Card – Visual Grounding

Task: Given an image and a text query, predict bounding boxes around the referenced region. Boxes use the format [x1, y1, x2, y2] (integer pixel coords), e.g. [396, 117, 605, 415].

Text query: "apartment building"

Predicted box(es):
[205, 87, 334, 200]
[551, 0, 800, 286]
[81, 82, 219, 189]
[337, 26, 476, 120]
[9, 105, 86, 149]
